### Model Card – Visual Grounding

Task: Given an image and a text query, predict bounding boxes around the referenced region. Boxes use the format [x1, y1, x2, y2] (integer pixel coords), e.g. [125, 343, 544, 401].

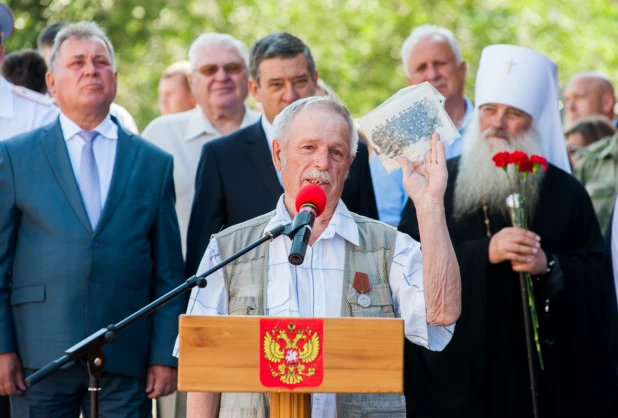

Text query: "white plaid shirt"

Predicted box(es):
[175, 196, 455, 417]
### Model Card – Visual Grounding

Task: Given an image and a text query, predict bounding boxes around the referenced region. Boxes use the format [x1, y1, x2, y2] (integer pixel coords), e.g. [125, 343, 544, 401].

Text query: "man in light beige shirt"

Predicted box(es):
[142, 32, 260, 418]
[143, 33, 260, 258]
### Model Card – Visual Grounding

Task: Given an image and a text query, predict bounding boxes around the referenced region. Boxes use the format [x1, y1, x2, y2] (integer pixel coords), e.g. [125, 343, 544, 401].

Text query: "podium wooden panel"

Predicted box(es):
[178, 315, 404, 394]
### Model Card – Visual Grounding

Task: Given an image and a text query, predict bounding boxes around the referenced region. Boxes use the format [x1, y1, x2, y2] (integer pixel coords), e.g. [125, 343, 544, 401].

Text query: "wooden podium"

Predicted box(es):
[178, 315, 404, 417]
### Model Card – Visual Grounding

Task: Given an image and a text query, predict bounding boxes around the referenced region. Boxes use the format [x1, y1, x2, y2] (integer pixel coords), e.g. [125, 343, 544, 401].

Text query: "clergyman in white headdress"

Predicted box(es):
[399, 44, 615, 418]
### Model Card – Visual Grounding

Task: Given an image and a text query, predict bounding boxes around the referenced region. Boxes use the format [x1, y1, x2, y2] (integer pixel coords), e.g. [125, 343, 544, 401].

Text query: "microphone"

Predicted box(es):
[288, 184, 327, 265]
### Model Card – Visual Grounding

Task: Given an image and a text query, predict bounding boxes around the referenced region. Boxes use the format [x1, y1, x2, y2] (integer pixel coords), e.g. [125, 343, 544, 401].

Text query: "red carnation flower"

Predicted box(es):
[492, 151, 510, 168]
[518, 158, 533, 173]
[530, 155, 548, 171]
[508, 150, 528, 165]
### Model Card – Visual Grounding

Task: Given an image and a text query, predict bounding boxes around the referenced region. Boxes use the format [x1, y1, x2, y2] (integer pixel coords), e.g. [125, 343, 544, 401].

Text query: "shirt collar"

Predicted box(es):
[59, 112, 118, 142]
[184, 106, 261, 142]
[184, 107, 219, 141]
[0, 77, 14, 119]
[265, 195, 360, 247]
[261, 116, 275, 156]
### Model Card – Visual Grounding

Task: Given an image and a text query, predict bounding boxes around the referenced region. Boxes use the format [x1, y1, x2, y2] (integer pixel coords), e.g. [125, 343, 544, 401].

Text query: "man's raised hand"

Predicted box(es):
[397, 133, 448, 211]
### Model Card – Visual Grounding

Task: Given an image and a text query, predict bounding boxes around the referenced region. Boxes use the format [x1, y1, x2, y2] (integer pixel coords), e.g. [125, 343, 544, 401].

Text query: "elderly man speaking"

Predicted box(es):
[179, 96, 461, 418]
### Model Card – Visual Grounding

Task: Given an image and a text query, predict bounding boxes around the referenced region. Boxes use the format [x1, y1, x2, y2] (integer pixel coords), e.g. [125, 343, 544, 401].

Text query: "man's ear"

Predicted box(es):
[272, 139, 283, 171]
[249, 79, 260, 102]
[46, 72, 56, 97]
[459, 60, 468, 82]
[187, 72, 195, 94]
[601, 92, 616, 116]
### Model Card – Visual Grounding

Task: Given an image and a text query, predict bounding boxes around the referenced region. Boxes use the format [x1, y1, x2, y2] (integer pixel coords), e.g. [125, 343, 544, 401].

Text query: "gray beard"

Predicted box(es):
[453, 117, 545, 222]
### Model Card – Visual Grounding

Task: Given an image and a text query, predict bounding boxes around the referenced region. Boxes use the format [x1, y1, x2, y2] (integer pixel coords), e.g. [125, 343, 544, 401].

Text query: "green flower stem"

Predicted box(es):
[526, 272, 544, 370]
[506, 166, 544, 370]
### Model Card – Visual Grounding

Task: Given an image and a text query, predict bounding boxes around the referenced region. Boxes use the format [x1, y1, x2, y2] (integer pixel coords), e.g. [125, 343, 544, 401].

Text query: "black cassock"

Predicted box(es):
[399, 158, 617, 418]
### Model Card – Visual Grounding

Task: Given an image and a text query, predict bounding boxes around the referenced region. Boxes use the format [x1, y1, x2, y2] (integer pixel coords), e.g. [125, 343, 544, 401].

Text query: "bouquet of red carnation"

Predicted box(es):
[492, 151, 547, 228]
[492, 151, 548, 369]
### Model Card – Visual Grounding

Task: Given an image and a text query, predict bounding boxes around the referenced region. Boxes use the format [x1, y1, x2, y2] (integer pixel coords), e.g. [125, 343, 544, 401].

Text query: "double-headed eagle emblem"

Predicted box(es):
[263, 322, 320, 385]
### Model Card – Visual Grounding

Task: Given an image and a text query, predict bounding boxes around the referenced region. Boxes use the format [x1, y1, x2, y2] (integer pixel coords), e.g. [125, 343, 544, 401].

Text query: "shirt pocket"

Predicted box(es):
[346, 283, 395, 318]
[228, 296, 257, 316]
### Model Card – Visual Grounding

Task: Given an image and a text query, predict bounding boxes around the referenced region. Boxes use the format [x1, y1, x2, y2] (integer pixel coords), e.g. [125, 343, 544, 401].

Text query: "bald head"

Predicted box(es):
[564, 72, 616, 126]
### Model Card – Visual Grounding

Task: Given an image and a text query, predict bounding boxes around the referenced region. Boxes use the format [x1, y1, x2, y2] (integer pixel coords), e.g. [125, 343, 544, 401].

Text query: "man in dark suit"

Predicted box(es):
[185, 33, 378, 276]
[0, 22, 185, 417]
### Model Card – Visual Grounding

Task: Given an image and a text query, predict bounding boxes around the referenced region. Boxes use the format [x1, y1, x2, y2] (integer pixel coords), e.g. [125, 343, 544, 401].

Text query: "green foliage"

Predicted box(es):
[5, 0, 618, 130]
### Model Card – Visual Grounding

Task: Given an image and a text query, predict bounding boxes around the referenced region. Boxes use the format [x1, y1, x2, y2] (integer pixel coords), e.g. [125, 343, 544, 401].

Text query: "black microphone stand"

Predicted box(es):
[24, 216, 312, 418]
[288, 209, 314, 265]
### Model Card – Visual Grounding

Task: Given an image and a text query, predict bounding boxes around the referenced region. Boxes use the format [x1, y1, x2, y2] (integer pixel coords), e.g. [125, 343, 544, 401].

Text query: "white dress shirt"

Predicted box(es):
[142, 106, 260, 257]
[60, 112, 118, 208]
[261, 115, 275, 154]
[261, 116, 282, 185]
[175, 196, 455, 417]
[0, 77, 60, 141]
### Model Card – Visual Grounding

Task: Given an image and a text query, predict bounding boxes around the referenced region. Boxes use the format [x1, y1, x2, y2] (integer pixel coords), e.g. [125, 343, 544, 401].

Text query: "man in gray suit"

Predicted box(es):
[0, 21, 185, 417]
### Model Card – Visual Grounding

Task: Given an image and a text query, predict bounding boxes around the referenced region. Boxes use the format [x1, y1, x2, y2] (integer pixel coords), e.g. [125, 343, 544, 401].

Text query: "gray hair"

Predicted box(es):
[401, 24, 463, 77]
[272, 96, 358, 156]
[249, 33, 316, 85]
[188, 33, 249, 71]
[49, 21, 116, 72]
[316, 78, 342, 105]
[162, 60, 192, 78]
[161, 60, 192, 91]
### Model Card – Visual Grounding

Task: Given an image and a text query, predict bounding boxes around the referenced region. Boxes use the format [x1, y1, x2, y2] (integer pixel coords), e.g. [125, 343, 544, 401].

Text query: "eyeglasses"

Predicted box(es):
[196, 63, 245, 77]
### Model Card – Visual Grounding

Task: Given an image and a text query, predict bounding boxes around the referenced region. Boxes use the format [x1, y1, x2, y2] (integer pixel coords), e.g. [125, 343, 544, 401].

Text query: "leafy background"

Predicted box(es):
[5, 0, 618, 131]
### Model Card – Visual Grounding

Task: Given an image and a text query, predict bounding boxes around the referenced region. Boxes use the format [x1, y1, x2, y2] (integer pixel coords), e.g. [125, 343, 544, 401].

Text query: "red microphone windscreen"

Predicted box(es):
[295, 184, 327, 217]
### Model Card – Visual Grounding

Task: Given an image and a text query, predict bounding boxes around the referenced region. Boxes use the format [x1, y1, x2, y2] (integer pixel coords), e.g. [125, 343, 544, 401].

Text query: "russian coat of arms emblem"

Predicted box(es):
[259, 319, 324, 389]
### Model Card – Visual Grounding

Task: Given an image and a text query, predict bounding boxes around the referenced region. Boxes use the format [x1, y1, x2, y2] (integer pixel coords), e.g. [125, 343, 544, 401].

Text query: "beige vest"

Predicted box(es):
[216, 210, 406, 418]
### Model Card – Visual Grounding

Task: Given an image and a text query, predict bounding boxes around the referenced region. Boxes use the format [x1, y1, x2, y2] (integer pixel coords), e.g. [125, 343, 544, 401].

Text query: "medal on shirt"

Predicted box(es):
[353, 272, 372, 308]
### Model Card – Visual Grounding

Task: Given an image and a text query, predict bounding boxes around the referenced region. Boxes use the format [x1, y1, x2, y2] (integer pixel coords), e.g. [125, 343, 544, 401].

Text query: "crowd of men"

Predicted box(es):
[1, 1, 618, 417]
